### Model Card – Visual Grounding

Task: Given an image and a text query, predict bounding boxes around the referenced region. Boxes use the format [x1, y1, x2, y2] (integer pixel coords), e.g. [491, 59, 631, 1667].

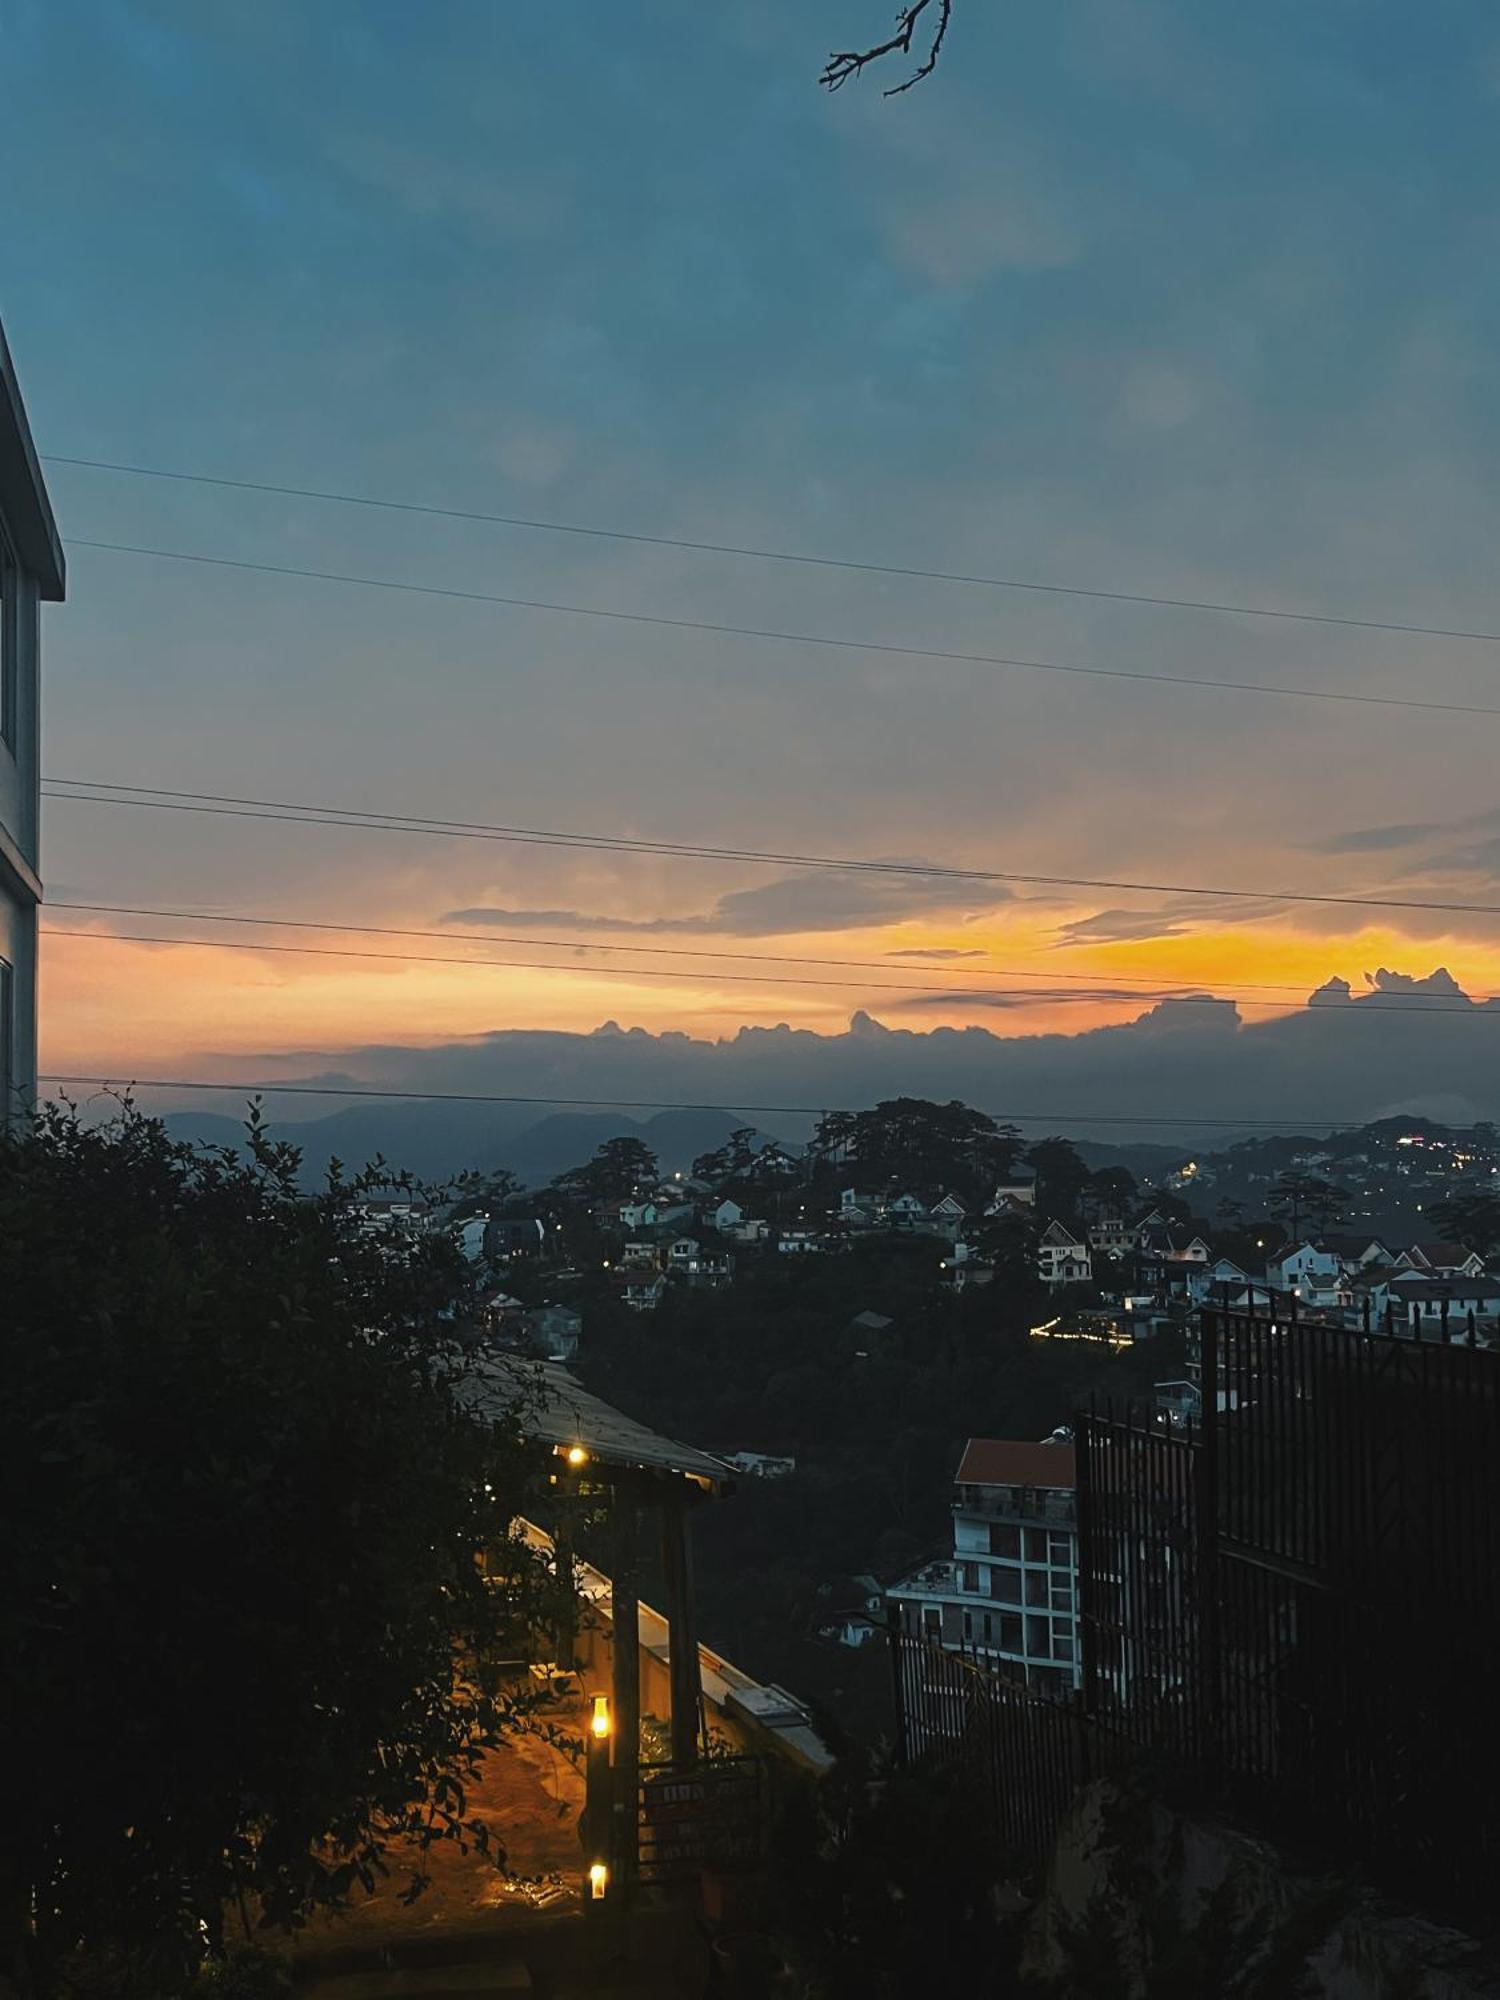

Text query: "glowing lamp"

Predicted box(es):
[588, 1861, 609, 1901]
[567, 1445, 588, 1468]
[590, 1694, 612, 1739]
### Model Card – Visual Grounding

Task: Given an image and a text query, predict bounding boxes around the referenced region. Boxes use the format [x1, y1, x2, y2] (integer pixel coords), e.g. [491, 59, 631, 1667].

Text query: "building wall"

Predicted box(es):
[0, 547, 41, 1112]
[892, 1494, 1080, 1696]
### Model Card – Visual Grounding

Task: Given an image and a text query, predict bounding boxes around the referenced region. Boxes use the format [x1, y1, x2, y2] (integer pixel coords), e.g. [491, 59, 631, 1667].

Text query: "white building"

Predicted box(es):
[1038, 1219, 1091, 1289]
[887, 1438, 1080, 1699]
[0, 320, 64, 1116]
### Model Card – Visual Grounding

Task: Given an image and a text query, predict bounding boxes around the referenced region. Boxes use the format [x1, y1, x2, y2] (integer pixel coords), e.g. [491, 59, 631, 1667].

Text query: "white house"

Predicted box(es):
[1186, 1256, 1252, 1305]
[1395, 1242, 1486, 1279]
[1038, 1220, 1091, 1290]
[1373, 1275, 1500, 1338]
[455, 1214, 490, 1262]
[613, 1270, 668, 1312]
[0, 319, 63, 1117]
[887, 1193, 929, 1226]
[931, 1192, 967, 1221]
[1089, 1215, 1141, 1259]
[618, 1200, 658, 1230]
[711, 1198, 745, 1231]
[1267, 1241, 1341, 1294]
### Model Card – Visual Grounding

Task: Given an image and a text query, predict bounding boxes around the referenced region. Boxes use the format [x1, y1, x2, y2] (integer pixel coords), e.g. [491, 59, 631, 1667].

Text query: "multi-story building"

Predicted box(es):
[1038, 1220, 1091, 1290]
[0, 319, 64, 1115]
[888, 1437, 1080, 1697]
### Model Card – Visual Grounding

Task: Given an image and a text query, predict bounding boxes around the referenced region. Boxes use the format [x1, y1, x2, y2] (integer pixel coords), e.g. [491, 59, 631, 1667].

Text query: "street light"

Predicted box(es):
[567, 1445, 588, 1468]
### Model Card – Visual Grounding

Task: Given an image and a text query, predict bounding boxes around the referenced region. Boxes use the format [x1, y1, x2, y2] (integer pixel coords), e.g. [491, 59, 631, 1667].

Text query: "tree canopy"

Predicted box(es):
[0, 1103, 554, 1996]
[810, 1098, 1020, 1207]
[550, 1133, 659, 1203]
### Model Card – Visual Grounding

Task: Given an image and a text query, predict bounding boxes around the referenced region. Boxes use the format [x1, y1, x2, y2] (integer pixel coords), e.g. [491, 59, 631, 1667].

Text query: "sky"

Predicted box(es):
[8, 0, 1500, 1124]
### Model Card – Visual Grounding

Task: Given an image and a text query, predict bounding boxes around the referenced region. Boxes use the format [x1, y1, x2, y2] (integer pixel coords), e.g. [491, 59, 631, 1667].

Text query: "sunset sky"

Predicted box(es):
[8, 1, 1500, 1105]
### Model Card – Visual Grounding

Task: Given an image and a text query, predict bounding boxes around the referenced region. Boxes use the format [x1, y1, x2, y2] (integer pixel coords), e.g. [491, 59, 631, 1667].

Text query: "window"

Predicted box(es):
[1049, 1534, 1073, 1565]
[999, 1612, 1023, 1652]
[1024, 1569, 1049, 1608]
[982, 1612, 993, 1643]
[988, 1523, 1021, 1558]
[1051, 1577, 1073, 1610]
[1026, 1615, 1050, 1659]
[989, 1563, 1022, 1604]
[962, 1610, 973, 1641]
[1025, 1528, 1050, 1561]
[961, 1561, 980, 1592]
[921, 1605, 942, 1638]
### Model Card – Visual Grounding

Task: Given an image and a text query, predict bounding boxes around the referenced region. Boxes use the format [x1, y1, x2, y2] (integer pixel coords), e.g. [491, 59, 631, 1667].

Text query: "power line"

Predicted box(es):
[32, 1070, 1370, 1131]
[39, 924, 1069, 997]
[45, 899, 1500, 1011]
[60, 537, 1500, 720]
[42, 924, 1500, 1020]
[46, 451, 1500, 649]
[43, 779, 1500, 922]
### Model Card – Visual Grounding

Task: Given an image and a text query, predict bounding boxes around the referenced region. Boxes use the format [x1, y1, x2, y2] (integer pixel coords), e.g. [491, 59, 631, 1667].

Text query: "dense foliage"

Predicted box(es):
[0, 1103, 554, 1997]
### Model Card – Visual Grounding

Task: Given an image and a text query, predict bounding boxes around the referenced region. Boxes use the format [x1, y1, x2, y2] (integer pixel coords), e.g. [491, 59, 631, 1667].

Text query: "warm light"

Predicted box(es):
[567, 1445, 588, 1467]
[590, 1694, 612, 1739]
[589, 1862, 609, 1900]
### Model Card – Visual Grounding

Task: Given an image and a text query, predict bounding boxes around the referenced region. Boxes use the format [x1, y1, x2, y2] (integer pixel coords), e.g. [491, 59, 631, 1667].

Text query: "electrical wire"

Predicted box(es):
[40, 908, 1500, 1017]
[42, 779, 1500, 922]
[61, 537, 1500, 719]
[32, 1070, 1372, 1132]
[45, 451, 1500, 648]
[42, 898, 1401, 999]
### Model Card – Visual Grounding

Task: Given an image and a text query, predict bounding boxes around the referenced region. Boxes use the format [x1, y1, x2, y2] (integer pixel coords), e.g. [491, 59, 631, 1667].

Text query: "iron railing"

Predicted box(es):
[891, 1302, 1500, 1930]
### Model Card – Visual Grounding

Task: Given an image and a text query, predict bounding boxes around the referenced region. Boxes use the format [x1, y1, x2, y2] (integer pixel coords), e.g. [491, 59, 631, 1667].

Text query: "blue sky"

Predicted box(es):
[7, 0, 1500, 1089]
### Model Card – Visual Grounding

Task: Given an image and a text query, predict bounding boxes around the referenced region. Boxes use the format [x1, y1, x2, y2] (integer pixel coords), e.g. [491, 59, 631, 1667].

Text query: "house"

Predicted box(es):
[618, 1201, 658, 1230]
[486, 1216, 547, 1262]
[1372, 1275, 1500, 1339]
[1089, 1214, 1141, 1259]
[454, 1214, 490, 1262]
[887, 1437, 1080, 1699]
[838, 1188, 881, 1224]
[619, 1239, 661, 1270]
[667, 1236, 735, 1288]
[776, 1229, 822, 1254]
[723, 1451, 797, 1480]
[710, 1198, 745, 1231]
[1319, 1233, 1396, 1271]
[1186, 1256, 1252, 1305]
[990, 1166, 1037, 1208]
[0, 319, 63, 1119]
[1395, 1242, 1486, 1279]
[526, 1303, 582, 1361]
[887, 1192, 929, 1228]
[613, 1270, 668, 1313]
[1267, 1241, 1341, 1295]
[355, 1196, 433, 1238]
[1038, 1220, 1091, 1289]
[931, 1192, 968, 1222]
[814, 1574, 886, 1649]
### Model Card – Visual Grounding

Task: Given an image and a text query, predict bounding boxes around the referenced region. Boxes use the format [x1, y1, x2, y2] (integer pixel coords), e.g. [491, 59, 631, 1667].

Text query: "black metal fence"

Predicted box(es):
[888, 1628, 1093, 1866]
[891, 1303, 1500, 1930]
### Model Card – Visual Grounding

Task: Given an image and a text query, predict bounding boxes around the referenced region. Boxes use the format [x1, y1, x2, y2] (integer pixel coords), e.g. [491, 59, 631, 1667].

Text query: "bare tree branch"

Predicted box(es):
[821, 0, 954, 96]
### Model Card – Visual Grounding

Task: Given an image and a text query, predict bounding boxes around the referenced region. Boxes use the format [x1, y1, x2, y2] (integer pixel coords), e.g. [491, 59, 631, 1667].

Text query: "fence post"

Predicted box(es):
[887, 1602, 909, 1766]
[1197, 1305, 1223, 1789]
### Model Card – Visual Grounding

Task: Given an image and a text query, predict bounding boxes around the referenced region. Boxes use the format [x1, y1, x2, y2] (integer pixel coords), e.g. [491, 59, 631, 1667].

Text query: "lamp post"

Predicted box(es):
[584, 1693, 612, 1910]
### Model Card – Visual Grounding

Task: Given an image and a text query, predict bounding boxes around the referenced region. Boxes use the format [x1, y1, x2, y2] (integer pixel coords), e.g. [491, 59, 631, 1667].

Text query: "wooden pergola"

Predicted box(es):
[464, 1359, 736, 1890]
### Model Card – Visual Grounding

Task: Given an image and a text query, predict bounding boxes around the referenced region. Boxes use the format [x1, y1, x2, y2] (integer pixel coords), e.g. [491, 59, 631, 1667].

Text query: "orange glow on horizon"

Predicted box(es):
[38, 907, 1500, 1077]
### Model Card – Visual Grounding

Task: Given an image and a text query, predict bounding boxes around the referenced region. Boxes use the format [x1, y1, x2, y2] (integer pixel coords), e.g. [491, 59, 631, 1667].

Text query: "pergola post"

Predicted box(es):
[609, 1492, 641, 1889]
[660, 1489, 704, 1767]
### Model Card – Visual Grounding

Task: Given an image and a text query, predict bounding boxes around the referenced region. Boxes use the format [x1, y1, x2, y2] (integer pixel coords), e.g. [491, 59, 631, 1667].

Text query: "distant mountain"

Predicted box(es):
[161, 1101, 780, 1190]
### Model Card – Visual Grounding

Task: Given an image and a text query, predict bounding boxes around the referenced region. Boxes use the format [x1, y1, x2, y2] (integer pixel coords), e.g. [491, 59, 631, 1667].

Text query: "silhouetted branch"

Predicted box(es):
[822, 0, 954, 95]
